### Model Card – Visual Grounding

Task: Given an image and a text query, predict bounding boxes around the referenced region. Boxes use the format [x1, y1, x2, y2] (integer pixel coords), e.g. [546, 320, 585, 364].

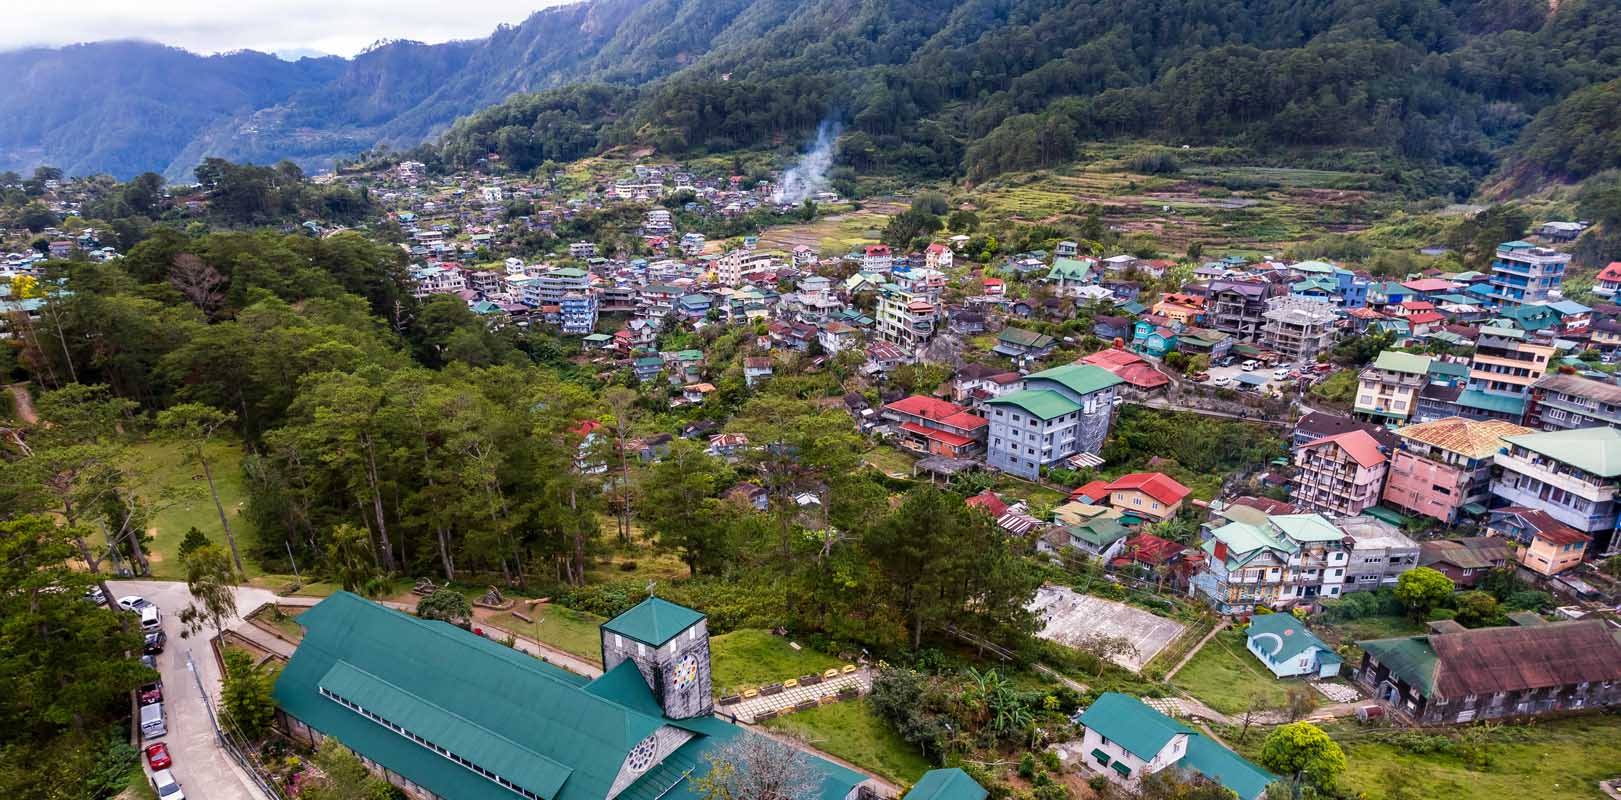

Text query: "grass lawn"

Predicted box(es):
[249, 604, 306, 642]
[125, 439, 259, 580]
[862, 446, 918, 478]
[1325, 715, 1621, 800]
[709, 629, 844, 693]
[763, 700, 932, 785]
[1171, 628, 1290, 715]
[119, 762, 159, 800]
[991, 474, 1068, 509]
[493, 605, 606, 666]
[1323, 614, 1426, 645]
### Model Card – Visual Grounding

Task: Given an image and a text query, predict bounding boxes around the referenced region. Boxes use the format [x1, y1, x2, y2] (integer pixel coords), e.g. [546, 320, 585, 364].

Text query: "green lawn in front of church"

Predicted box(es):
[709, 629, 845, 694]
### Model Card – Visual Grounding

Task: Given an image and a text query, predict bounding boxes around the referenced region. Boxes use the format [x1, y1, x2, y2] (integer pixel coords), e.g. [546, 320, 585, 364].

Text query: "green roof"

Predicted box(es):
[601, 597, 706, 646]
[1246, 614, 1338, 665]
[986, 389, 1080, 420]
[1025, 363, 1123, 397]
[997, 327, 1056, 349]
[1067, 516, 1130, 547]
[1503, 426, 1621, 477]
[1455, 389, 1527, 416]
[1078, 693, 1192, 761]
[549, 267, 588, 278]
[1426, 360, 1469, 379]
[1206, 520, 1295, 564]
[1270, 513, 1343, 543]
[904, 769, 988, 800]
[1370, 350, 1432, 375]
[1047, 256, 1092, 281]
[276, 593, 862, 800]
[1362, 505, 1408, 526]
[1182, 735, 1277, 800]
[1358, 636, 1438, 695]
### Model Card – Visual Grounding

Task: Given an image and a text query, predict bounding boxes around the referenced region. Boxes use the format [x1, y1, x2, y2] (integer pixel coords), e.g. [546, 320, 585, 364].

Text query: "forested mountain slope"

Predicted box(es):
[4, 0, 1620, 192]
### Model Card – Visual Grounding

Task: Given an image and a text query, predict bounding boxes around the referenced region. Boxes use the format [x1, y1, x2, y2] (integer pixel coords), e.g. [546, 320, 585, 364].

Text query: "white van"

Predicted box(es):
[140, 606, 161, 633]
[140, 702, 166, 739]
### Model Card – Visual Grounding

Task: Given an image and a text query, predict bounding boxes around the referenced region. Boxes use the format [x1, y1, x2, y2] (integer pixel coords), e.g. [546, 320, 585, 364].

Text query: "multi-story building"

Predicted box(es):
[1292, 430, 1388, 516]
[1527, 372, 1621, 431]
[1261, 296, 1338, 361]
[1382, 416, 1530, 523]
[1336, 515, 1420, 593]
[880, 395, 989, 458]
[559, 292, 597, 335]
[862, 245, 893, 273]
[528, 266, 591, 307]
[1595, 262, 1621, 299]
[984, 364, 1122, 479]
[924, 242, 954, 270]
[568, 241, 597, 258]
[1192, 507, 1349, 612]
[1205, 280, 1275, 343]
[1487, 240, 1568, 307]
[1354, 351, 1431, 424]
[1459, 326, 1553, 422]
[1493, 426, 1621, 554]
[875, 289, 937, 351]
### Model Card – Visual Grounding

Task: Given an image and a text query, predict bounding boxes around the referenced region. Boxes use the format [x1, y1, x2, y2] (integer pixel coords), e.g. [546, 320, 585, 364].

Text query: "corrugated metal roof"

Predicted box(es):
[1394, 416, 1531, 459]
[601, 597, 706, 646]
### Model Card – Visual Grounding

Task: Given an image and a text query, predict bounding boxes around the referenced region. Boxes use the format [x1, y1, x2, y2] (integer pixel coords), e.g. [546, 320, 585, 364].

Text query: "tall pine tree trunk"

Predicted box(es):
[198, 446, 244, 575]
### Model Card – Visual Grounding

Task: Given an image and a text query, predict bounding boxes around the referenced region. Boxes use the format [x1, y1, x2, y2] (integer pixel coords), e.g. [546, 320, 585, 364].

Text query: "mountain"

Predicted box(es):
[3, 0, 1620, 189]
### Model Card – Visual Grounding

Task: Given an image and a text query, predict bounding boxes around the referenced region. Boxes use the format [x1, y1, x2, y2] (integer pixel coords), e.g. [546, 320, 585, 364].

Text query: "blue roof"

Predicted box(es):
[1456, 389, 1527, 416]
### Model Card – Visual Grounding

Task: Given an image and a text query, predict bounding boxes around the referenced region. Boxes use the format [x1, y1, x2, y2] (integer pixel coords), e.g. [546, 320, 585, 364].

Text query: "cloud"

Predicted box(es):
[1, 0, 573, 57]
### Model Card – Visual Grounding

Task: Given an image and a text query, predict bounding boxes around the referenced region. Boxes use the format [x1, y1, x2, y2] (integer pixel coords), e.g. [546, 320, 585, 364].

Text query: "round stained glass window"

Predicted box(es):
[627, 734, 659, 773]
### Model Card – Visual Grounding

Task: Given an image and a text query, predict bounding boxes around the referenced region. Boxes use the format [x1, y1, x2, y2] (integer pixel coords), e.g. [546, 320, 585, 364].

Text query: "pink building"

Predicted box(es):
[1382, 417, 1530, 524]
[1292, 430, 1389, 516]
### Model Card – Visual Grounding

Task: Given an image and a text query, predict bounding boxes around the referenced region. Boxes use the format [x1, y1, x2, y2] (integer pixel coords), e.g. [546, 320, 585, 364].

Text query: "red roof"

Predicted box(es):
[1229, 496, 1295, 514]
[965, 490, 1010, 517]
[899, 421, 976, 449]
[1347, 307, 1384, 319]
[1302, 429, 1387, 467]
[1122, 533, 1185, 565]
[865, 245, 891, 256]
[1398, 301, 1437, 312]
[1114, 362, 1170, 389]
[1105, 472, 1192, 506]
[1069, 480, 1112, 503]
[926, 243, 949, 254]
[1402, 278, 1456, 293]
[883, 395, 987, 430]
[1080, 348, 1145, 369]
[1600, 262, 1621, 283]
[1405, 311, 1445, 326]
[570, 419, 603, 437]
[1496, 506, 1591, 545]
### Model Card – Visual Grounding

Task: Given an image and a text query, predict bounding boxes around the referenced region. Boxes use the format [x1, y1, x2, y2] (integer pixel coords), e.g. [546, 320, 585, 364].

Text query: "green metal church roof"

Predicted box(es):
[601, 596, 706, 646]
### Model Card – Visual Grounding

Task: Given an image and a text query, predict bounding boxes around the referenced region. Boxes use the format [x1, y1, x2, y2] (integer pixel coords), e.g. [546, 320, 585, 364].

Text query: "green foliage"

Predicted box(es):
[415, 588, 474, 627]
[221, 648, 278, 742]
[1259, 722, 1347, 790]
[176, 526, 211, 560]
[1394, 567, 1455, 620]
[299, 737, 405, 800]
[1501, 78, 1621, 186]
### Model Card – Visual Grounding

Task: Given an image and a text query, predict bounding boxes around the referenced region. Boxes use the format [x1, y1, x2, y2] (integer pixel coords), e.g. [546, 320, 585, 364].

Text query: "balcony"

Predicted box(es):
[1494, 452, 1612, 502]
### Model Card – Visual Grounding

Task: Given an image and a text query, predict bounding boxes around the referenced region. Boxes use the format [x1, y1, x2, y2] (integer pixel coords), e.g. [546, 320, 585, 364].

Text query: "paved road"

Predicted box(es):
[114, 580, 278, 800]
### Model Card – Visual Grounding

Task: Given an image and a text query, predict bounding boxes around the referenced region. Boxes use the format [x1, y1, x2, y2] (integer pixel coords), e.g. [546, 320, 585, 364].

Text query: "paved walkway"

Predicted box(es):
[1162, 619, 1229, 682]
[726, 669, 872, 723]
[113, 580, 278, 800]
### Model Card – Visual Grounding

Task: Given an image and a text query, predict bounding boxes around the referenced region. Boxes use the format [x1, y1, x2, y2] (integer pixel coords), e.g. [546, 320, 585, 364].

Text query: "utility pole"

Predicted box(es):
[185, 650, 223, 745]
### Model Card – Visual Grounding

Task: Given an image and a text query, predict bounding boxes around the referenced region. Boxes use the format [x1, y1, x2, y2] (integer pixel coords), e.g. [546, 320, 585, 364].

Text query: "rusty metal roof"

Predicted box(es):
[1430, 620, 1621, 697]
[1394, 416, 1532, 459]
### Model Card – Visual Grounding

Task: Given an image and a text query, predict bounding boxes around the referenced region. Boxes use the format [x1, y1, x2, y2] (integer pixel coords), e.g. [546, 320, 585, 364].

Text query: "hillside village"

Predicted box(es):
[9, 153, 1621, 800]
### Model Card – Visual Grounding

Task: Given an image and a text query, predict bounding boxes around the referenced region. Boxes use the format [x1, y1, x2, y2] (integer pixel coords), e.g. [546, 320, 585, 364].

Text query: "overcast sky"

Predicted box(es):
[4, 0, 571, 58]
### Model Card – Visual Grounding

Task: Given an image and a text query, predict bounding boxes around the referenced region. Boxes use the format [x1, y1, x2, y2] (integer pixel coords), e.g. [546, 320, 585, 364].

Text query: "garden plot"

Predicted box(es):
[1029, 585, 1187, 673]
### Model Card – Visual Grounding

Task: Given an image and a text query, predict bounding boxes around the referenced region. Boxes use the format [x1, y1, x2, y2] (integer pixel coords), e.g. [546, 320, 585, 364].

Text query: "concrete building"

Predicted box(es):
[1419, 538, 1510, 589]
[1492, 426, 1621, 554]
[1292, 430, 1389, 517]
[880, 395, 989, 458]
[559, 293, 598, 335]
[1192, 506, 1350, 612]
[1205, 280, 1275, 343]
[1354, 351, 1432, 425]
[985, 364, 1122, 479]
[875, 289, 937, 351]
[1487, 240, 1568, 307]
[1527, 372, 1621, 431]
[1337, 515, 1420, 593]
[1486, 506, 1590, 577]
[1459, 326, 1553, 422]
[1261, 295, 1338, 361]
[1382, 417, 1530, 524]
[533, 267, 591, 306]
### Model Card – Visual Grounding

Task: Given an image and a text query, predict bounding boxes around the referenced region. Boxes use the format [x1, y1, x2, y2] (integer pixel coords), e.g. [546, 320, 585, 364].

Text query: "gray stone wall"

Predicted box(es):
[600, 619, 714, 720]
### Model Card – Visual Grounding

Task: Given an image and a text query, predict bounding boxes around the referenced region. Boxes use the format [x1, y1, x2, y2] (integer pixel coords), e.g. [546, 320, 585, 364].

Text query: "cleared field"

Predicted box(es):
[755, 203, 901, 255]
[1030, 585, 1187, 672]
[125, 439, 260, 580]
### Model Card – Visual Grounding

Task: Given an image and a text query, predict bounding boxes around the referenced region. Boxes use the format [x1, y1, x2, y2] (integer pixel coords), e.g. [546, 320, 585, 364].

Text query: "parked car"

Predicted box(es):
[144, 631, 166, 655]
[1312, 362, 1335, 374]
[139, 681, 163, 705]
[151, 768, 184, 800]
[145, 742, 172, 771]
[1240, 359, 1260, 371]
[140, 654, 157, 670]
[84, 586, 107, 605]
[1212, 375, 1233, 388]
[1273, 367, 1292, 381]
[117, 596, 151, 613]
[1190, 371, 1209, 382]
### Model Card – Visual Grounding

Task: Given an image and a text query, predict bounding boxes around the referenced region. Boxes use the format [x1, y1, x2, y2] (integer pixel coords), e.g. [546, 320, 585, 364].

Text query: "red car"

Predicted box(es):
[145, 743, 172, 771]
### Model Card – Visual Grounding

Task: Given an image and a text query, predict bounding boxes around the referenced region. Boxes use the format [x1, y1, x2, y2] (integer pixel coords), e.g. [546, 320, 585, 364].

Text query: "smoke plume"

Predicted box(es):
[772, 119, 842, 205]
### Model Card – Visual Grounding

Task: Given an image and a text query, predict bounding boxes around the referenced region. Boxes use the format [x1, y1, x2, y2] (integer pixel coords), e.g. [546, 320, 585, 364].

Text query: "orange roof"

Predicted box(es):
[884, 395, 987, 430]
[1069, 480, 1112, 503]
[1600, 262, 1621, 282]
[1105, 472, 1192, 506]
[1080, 348, 1145, 369]
[1302, 429, 1387, 467]
[899, 421, 976, 449]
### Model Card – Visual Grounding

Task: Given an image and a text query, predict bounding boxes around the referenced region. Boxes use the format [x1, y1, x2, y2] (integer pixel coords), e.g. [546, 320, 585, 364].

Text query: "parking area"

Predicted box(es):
[1200, 359, 1322, 395]
[1028, 585, 1188, 673]
[115, 580, 277, 800]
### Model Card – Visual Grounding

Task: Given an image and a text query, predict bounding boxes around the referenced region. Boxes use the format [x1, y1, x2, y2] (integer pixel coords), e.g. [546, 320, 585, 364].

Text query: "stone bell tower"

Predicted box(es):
[600, 596, 713, 719]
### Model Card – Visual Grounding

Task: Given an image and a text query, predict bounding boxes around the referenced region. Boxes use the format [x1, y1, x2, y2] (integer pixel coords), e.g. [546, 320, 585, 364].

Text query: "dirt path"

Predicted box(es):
[6, 382, 38, 424]
[1164, 619, 1229, 682]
